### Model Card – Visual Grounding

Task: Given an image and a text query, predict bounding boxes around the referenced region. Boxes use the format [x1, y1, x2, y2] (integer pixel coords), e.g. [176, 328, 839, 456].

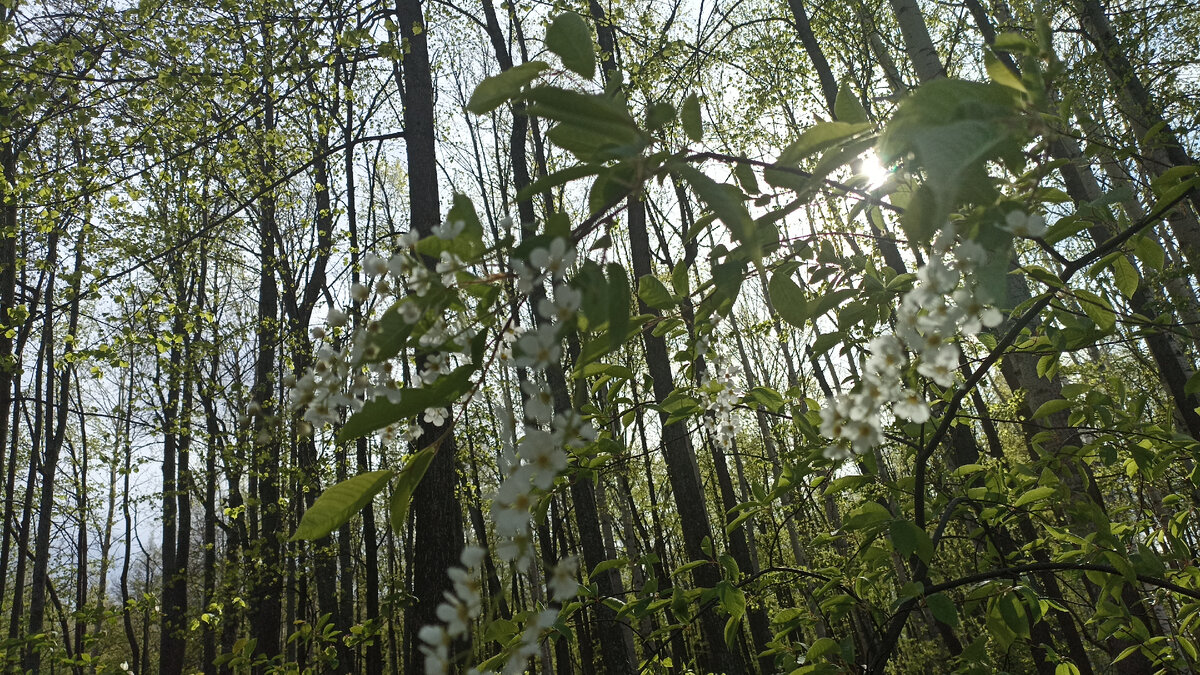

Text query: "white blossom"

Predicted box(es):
[327, 308, 348, 328]
[423, 407, 449, 426]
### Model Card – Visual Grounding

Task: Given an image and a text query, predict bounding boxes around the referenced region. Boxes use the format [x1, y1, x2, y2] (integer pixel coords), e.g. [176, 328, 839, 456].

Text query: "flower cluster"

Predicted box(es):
[701, 356, 743, 450]
[291, 229, 590, 675]
[423, 237, 587, 675]
[289, 231, 476, 437]
[418, 546, 486, 674]
[820, 220, 1007, 459]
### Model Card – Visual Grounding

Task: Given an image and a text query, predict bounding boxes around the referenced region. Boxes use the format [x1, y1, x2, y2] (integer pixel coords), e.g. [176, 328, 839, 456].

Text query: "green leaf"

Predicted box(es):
[516, 165, 600, 204]
[1014, 486, 1056, 508]
[1075, 288, 1116, 332]
[638, 275, 676, 310]
[899, 184, 938, 244]
[671, 260, 690, 298]
[776, 121, 873, 166]
[646, 102, 676, 131]
[993, 32, 1036, 54]
[768, 272, 808, 328]
[807, 637, 841, 661]
[545, 12, 595, 80]
[985, 51, 1026, 93]
[1185, 371, 1200, 395]
[590, 557, 627, 579]
[388, 447, 436, 533]
[674, 163, 753, 245]
[361, 303, 416, 364]
[834, 81, 869, 124]
[1110, 255, 1139, 298]
[338, 365, 475, 442]
[606, 263, 631, 351]
[889, 520, 934, 563]
[525, 86, 645, 160]
[878, 80, 1022, 223]
[926, 593, 959, 627]
[292, 470, 395, 541]
[1031, 398, 1071, 419]
[723, 615, 742, 648]
[843, 501, 891, 530]
[467, 61, 548, 114]
[681, 94, 702, 141]
[1132, 236, 1165, 272]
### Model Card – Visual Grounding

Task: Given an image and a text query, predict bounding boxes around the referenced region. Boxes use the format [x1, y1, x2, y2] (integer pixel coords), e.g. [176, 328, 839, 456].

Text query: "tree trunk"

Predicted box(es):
[395, 1, 466, 671]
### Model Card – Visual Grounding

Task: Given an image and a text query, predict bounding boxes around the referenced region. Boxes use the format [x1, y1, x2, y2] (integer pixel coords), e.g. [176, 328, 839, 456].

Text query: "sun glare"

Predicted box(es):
[859, 150, 890, 189]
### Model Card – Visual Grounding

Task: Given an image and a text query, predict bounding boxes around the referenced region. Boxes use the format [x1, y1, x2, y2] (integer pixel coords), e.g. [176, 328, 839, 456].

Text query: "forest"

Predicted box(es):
[2, 0, 1200, 672]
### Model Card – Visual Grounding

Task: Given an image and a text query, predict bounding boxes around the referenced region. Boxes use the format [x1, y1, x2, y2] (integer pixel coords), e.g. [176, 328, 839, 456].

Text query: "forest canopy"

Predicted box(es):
[2, 0, 1200, 673]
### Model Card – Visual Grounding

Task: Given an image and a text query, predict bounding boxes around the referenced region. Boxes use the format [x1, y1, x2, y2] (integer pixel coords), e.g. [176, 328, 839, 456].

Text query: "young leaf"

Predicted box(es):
[637, 275, 676, 310]
[768, 272, 808, 328]
[467, 61, 548, 114]
[674, 163, 752, 244]
[889, 520, 934, 563]
[1014, 485, 1057, 508]
[1110, 255, 1138, 298]
[1031, 399, 1071, 419]
[545, 12, 595, 80]
[389, 448, 436, 533]
[338, 365, 475, 442]
[926, 592, 960, 627]
[835, 81, 869, 124]
[292, 470, 395, 541]
[1074, 289, 1116, 332]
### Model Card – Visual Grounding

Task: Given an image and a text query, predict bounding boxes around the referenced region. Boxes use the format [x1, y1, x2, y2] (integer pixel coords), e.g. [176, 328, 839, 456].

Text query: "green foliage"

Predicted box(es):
[292, 471, 395, 541]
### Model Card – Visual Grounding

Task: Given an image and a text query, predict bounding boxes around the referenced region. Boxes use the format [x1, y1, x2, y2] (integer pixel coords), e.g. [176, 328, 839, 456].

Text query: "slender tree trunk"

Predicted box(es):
[249, 19, 284, 665]
[395, 2, 466, 670]
[27, 223, 83, 671]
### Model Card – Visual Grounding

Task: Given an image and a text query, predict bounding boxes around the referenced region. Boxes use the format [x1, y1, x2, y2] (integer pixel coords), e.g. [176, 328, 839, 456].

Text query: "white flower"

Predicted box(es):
[403, 422, 423, 442]
[893, 388, 931, 423]
[424, 407, 449, 426]
[538, 285, 582, 322]
[865, 335, 906, 375]
[418, 623, 449, 647]
[436, 219, 466, 240]
[514, 325, 561, 371]
[460, 545, 485, 568]
[421, 352, 448, 384]
[436, 596, 473, 637]
[401, 300, 422, 324]
[917, 357, 957, 388]
[408, 266, 432, 297]
[327, 308, 349, 328]
[529, 238, 576, 281]
[310, 326, 326, 340]
[394, 231, 419, 248]
[436, 251, 463, 286]
[496, 529, 534, 570]
[521, 381, 554, 423]
[350, 282, 369, 303]
[953, 240, 987, 272]
[364, 253, 389, 277]
[1001, 210, 1047, 238]
[419, 319, 448, 347]
[549, 557, 579, 602]
[953, 288, 1003, 335]
[447, 567, 483, 616]
[917, 259, 959, 295]
[521, 429, 567, 490]
[845, 417, 883, 454]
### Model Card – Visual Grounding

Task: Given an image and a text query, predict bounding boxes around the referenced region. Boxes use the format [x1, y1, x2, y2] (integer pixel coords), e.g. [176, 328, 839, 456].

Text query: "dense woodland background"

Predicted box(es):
[2, 0, 1200, 672]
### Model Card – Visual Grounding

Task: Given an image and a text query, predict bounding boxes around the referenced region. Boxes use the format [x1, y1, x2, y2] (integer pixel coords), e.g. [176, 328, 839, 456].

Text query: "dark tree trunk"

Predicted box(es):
[395, 1, 466, 671]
